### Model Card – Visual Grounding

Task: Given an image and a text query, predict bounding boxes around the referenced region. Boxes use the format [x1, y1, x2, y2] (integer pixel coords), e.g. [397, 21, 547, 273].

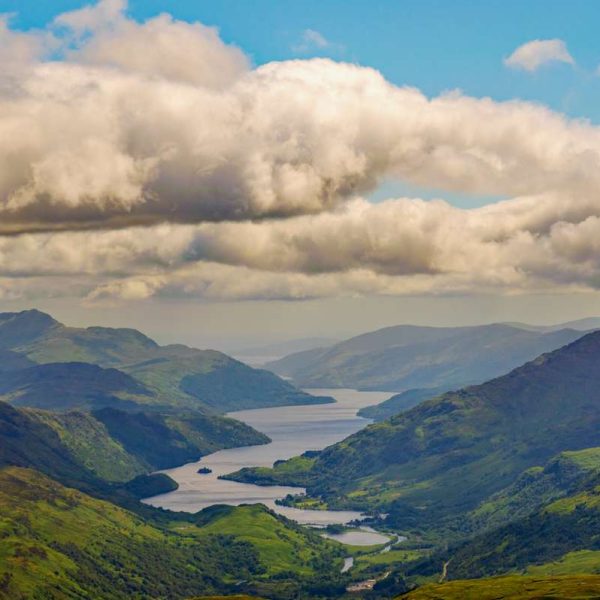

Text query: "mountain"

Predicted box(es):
[91, 407, 268, 471]
[506, 317, 600, 333]
[231, 337, 339, 366]
[265, 323, 586, 392]
[0, 350, 35, 373]
[0, 362, 154, 411]
[0, 400, 267, 489]
[231, 330, 600, 532]
[0, 309, 332, 412]
[0, 400, 105, 493]
[0, 395, 347, 599]
[467, 447, 600, 535]
[358, 386, 451, 421]
[394, 448, 600, 585]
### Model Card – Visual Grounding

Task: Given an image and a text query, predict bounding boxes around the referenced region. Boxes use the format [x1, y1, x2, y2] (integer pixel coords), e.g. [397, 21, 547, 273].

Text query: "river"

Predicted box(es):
[143, 388, 390, 535]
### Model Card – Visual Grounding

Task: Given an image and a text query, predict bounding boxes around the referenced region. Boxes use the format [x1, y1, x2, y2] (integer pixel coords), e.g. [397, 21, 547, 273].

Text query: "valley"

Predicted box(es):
[144, 388, 392, 531]
[3, 5, 600, 596]
[2, 309, 600, 599]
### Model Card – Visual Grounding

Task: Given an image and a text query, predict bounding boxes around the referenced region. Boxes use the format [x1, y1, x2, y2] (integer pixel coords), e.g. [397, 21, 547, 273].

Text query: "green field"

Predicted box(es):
[397, 575, 600, 599]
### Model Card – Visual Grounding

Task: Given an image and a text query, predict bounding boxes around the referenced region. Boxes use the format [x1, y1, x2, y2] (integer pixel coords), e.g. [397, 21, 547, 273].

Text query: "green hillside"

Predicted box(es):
[33, 409, 147, 482]
[193, 504, 343, 577]
[423, 473, 600, 581]
[0, 467, 348, 600]
[468, 447, 600, 534]
[358, 386, 449, 421]
[93, 407, 268, 471]
[397, 575, 600, 599]
[0, 401, 267, 489]
[0, 401, 105, 493]
[0, 467, 261, 600]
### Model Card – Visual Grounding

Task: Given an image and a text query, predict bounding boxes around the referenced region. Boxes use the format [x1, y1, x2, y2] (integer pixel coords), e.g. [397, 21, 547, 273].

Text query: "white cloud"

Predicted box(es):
[3, 190, 600, 303]
[292, 29, 340, 54]
[1, 2, 600, 303]
[504, 39, 574, 72]
[2, 53, 600, 233]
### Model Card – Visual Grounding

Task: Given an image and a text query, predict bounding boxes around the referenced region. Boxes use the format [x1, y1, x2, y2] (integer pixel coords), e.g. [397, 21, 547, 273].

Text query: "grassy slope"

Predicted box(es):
[93, 407, 268, 472]
[33, 409, 147, 482]
[468, 447, 600, 534]
[0, 467, 347, 599]
[192, 504, 344, 578]
[0, 401, 267, 496]
[407, 472, 600, 582]
[358, 386, 450, 421]
[0, 401, 106, 493]
[397, 575, 600, 599]
[0, 467, 261, 600]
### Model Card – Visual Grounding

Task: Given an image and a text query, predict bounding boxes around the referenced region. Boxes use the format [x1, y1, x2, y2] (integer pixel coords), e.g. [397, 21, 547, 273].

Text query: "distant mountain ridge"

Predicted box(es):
[0, 362, 153, 411]
[0, 309, 332, 413]
[265, 322, 589, 392]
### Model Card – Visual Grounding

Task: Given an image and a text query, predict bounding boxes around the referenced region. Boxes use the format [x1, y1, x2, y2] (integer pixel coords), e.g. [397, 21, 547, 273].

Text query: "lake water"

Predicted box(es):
[323, 527, 391, 546]
[144, 388, 391, 527]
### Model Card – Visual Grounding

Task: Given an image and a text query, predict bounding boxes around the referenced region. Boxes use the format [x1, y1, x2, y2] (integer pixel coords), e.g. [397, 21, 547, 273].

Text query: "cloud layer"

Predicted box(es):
[1, 2, 600, 303]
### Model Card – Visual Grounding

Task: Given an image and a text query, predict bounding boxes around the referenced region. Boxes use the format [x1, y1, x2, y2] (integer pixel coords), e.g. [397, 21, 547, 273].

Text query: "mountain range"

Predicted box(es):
[229, 329, 600, 590]
[3, 308, 600, 598]
[0, 310, 348, 599]
[265, 322, 590, 393]
[0, 309, 332, 414]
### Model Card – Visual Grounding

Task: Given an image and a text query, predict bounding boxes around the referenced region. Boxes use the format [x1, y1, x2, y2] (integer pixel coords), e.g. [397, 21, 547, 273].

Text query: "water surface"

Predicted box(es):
[323, 528, 391, 546]
[144, 388, 390, 526]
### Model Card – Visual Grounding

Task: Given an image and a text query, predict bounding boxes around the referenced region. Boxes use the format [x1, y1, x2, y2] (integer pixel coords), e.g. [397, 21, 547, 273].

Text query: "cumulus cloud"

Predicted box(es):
[1, 4, 600, 234]
[57, 1, 249, 87]
[505, 39, 575, 72]
[1, 2, 600, 303]
[3, 191, 600, 303]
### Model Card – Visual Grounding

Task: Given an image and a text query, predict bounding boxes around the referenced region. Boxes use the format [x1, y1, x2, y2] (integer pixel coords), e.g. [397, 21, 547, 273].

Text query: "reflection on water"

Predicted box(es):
[322, 528, 391, 546]
[143, 388, 391, 525]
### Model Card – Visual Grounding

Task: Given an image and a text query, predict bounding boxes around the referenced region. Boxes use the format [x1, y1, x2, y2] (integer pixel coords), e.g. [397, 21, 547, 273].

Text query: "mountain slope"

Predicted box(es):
[0, 467, 346, 600]
[233, 331, 600, 531]
[0, 467, 262, 600]
[397, 575, 600, 599]
[92, 407, 268, 471]
[411, 471, 600, 582]
[0, 401, 267, 491]
[358, 386, 451, 421]
[0, 310, 331, 412]
[0, 362, 154, 411]
[467, 447, 600, 534]
[266, 323, 586, 392]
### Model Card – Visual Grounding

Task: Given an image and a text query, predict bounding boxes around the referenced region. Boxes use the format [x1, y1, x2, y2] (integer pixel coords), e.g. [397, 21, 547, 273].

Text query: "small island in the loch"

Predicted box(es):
[197, 467, 212, 474]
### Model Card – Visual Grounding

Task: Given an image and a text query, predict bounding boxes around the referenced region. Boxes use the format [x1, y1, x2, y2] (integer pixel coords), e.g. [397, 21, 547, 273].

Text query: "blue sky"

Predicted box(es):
[6, 0, 600, 122]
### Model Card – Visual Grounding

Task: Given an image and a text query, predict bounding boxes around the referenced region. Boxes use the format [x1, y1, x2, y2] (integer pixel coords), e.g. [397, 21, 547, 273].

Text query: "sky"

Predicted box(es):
[1, 0, 600, 348]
